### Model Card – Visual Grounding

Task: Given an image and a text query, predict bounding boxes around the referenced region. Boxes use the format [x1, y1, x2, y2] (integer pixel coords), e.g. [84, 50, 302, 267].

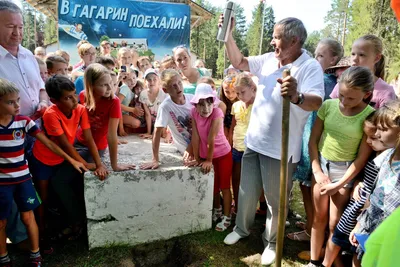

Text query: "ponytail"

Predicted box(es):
[375, 54, 385, 80]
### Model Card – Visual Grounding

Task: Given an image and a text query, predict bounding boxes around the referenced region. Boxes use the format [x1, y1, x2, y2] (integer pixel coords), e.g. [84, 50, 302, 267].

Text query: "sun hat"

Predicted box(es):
[325, 56, 351, 74]
[190, 83, 217, 104]
[144, 68, 158, 79]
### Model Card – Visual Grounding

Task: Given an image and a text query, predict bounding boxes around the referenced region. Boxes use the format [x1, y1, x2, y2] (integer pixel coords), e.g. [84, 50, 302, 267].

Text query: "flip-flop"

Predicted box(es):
[287, 230, 311, 242]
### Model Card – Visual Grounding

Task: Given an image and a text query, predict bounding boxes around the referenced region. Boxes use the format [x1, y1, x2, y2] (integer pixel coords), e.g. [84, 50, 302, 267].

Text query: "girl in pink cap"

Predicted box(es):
[191, 83, 233, 232]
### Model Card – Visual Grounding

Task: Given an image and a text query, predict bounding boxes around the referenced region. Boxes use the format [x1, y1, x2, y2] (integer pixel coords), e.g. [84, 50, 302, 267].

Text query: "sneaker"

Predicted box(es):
[261, 247, 276, 265]
[223, 231, 242, 245]
[28, 255, 42, 267]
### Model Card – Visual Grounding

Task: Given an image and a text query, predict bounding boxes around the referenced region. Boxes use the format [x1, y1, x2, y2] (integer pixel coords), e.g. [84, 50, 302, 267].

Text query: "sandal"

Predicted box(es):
[295, 221, 307, 230]
[287, 230, 311, 242]
[212, 206, 223, 222]
[215, 215, 231, 232]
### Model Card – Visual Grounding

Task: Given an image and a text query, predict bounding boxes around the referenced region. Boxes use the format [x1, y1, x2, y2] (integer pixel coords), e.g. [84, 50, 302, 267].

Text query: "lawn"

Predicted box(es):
[9, 183, 309, 267]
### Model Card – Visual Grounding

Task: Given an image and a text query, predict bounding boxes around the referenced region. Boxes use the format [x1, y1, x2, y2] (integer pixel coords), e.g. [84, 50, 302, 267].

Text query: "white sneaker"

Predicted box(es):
[261, 247, 276, 266]
[223, 231, 242, 245]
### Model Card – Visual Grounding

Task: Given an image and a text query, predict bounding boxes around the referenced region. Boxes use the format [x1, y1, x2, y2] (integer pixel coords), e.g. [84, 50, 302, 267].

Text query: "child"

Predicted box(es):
[0, 78, 86, 266]
[321, 111, 386, 267]
[288, 39, 343, 243]
[137, 56, 152, 74]
[160, 55, 178, 72]
[140, 69, 194, 170]
[191, 83, 232, 231]
[31, 75, 107, 242]
[96, 56, 116, 71]
[307, 66, 375, 267]
[228, 74, 256, 214]
[330, 35, 396, 108]
[36, 57, 48, 83]
[220, 76, 239, 137]
[46, 55, 69, 76]
[76, 63, 136, 172]
[349, 100, 400, 266]
[54, 50, 71, 65]
[139, 68, 167, 139]
[198, 76, 226, 115]
[117, 47, 132, 69]
[117, 67, 144, 131]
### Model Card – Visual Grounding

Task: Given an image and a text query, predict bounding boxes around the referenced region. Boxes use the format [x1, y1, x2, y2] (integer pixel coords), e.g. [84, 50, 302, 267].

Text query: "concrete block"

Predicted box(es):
[84, 135, 214, 249]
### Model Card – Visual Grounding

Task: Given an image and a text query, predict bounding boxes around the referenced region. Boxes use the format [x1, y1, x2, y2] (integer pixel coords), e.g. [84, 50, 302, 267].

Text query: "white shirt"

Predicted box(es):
[246, 50, 324, 163]
[0, 45, 45, 117]
[155, 94, 194, 154]
[139, 88, 167, 118]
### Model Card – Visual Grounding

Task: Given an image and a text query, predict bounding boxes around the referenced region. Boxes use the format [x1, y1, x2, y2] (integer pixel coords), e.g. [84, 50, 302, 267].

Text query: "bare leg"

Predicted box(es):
[0, 219, 7, 255]
[123, 114, 141, 129]
[221, 189, 232, 216]
[35, 180, 49, 237]
[20, 211, 39, 252]
[300, 183, 313, 234]
[310, 178, 330, 261]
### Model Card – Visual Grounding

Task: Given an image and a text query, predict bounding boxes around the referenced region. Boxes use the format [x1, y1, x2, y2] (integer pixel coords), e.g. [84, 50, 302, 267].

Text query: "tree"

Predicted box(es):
[216, 45, 227, 78]
[246, 3, 275, 56]
[232, 4, 247, 55]
[322, 0, 351, 46]
[303, 31, 322, 55]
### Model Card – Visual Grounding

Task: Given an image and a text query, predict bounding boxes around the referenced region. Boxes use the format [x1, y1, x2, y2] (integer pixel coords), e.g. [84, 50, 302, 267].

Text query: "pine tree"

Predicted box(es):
[232, 4, 247, 56]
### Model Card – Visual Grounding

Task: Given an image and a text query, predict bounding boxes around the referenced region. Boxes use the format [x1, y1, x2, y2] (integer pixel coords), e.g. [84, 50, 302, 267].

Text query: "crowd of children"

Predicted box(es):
[1, 31, 400, 267]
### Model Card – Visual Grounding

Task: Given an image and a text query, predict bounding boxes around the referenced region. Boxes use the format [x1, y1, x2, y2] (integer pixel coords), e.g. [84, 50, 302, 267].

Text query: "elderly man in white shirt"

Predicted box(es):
[221, 17, 324, 265]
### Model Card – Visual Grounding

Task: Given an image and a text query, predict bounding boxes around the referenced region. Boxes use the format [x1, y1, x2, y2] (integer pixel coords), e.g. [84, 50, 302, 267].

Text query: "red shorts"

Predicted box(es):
[212, 151, 233, 194]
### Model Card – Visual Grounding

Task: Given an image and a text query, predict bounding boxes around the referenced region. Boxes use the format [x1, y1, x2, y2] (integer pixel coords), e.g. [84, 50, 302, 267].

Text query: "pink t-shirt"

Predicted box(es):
[191, 107, 231, 159]
[329, 78, 396, 108]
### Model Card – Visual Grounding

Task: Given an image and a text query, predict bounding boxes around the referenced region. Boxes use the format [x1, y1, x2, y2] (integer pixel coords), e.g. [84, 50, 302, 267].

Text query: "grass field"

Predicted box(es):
[9, 183, 310, 267]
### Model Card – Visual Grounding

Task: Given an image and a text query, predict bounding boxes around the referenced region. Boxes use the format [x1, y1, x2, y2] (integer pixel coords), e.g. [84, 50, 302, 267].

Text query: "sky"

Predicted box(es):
[214, 0, 332, 33]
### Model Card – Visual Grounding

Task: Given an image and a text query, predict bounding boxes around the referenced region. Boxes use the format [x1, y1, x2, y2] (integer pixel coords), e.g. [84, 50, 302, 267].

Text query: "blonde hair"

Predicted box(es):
[137, 56, 151, 68]
[160, 56, 177, 71]
[35, 57, 46, 67]
[317, 38, 343, 65]
[375, 100, 400, 164]
[234, 73, 257, 91]
[78, 43, 94, 57]
[55, 50, 70, 62]
[117, 47, 131, 58]
[198, 76, 215, 86]
[160, 69, 181, 89]
[84, 63, 111, 111]
[356, 35, 385, 79]
[338, 66, 375, 104]
[0, 78, 19, 98]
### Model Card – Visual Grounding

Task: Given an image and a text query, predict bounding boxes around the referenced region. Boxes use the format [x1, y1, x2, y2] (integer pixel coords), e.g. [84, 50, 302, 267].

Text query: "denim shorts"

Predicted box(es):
[319, 154, 354, 188]
[332, 226, 357, 252]
[232, 148, 244, 163]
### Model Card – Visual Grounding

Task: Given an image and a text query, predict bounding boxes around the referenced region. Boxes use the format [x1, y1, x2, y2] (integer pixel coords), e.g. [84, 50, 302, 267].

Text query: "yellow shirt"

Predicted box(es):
[231, 101, 253, 152]
[318, 99, 374, 161]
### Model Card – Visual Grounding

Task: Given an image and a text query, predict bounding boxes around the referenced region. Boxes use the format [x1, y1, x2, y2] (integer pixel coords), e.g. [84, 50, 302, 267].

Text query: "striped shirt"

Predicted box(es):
[0, 116, 40, 185]
[336, 156, 380, 235]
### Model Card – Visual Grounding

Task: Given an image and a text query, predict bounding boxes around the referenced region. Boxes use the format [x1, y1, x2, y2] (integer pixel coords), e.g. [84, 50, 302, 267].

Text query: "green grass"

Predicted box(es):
[10, 183, 309, 266]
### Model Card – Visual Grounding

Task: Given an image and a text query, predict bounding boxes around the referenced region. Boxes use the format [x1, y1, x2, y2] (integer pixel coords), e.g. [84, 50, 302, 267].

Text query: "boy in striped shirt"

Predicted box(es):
[0, 79, 86, 267]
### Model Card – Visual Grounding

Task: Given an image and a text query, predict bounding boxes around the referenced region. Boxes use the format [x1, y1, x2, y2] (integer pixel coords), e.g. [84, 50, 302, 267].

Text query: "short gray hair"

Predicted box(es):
[0, 0, 22, 14]
[276, 17, 307, 46]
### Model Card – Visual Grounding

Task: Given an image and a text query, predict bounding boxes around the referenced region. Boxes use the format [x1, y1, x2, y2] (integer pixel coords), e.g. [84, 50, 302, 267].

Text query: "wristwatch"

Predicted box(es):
[292, 92, 305, 105]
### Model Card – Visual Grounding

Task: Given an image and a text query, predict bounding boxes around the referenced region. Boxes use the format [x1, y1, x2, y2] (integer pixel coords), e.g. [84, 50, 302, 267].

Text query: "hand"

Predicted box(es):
[199, 160, 213, 174]
[118, 71, 127, 82]
[218, 13, 235, 34]
[140, 160, 159, 170]
[85, 162, 96, 170]
[113, 163, 136, 171]
[117, 138, 128, 145]
[37, 100, 48, 113]
[314, 171, 331, 185]
[277, 76, 298, 101]
[133, 107, 144, 117]
[139, 133, 152, 139]
[71, 160, 89, 173]
[119, 129, 128, 137]
[349, 229, 359, 247]
[352, 182, 364, 201]
[183, 150, 194, 162]
[94, 164, 109, 181]
[320, 183, 340, 196]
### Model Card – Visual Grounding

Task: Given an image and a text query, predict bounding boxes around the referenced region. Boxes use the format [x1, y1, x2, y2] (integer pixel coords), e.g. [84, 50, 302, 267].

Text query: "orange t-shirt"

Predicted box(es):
[33, 104, 90, 166]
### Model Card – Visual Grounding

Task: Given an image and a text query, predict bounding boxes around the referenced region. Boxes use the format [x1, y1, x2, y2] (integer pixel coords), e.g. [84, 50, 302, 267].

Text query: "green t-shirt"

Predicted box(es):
[317, 99, 374, 161]
[362, 208, 400, 267]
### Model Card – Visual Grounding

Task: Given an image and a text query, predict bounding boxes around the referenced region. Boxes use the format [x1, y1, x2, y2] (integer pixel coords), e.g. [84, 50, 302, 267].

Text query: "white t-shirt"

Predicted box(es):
[246, 50, 324, 163]
[139, 89, 167, 121]
[155, 94, 194, 154]
[119, 84, 134, 115]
